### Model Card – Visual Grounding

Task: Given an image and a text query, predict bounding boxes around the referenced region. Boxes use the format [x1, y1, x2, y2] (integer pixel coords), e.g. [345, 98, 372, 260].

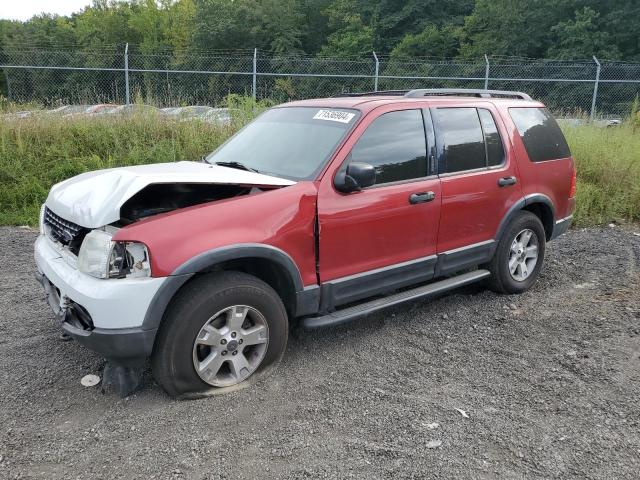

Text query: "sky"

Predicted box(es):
[0, 1, 93, 21]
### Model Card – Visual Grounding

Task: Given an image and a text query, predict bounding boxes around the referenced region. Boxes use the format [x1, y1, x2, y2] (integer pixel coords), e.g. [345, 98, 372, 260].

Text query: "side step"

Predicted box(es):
[301, 269, 490, 329]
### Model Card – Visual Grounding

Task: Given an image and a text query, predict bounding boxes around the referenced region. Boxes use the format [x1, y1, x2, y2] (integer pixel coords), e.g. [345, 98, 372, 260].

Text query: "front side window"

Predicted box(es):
[434, 107, 507, 174]
[509, 107, 571, 162]
[348, 109, 427, 185]
[206, 107, 360, 180]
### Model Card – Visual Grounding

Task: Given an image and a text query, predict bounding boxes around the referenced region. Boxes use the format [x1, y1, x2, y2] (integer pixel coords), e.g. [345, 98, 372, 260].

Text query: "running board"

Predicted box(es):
[301, 269, 490, 329]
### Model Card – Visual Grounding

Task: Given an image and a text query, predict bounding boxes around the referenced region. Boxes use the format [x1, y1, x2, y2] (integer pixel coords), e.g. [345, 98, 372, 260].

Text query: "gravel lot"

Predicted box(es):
[1, 225, 639, 479]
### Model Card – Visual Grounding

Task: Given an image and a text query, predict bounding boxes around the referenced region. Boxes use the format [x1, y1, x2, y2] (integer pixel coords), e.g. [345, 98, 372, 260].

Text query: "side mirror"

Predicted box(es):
[334, 162, 376, 193]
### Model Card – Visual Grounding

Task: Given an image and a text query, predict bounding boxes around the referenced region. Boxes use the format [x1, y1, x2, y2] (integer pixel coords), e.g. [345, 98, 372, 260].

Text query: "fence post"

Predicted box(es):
[590, 55, 601, 120]
[4, 70, 10, 100]
[373, 51, 379, 91]
[484, 54, 490, 90]
[252, 48, 257, 100]
[124, 43, 130, 105]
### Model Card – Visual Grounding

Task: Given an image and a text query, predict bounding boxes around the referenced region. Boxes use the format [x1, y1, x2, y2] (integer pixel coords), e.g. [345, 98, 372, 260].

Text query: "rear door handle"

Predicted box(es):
[498, 176, 517, 187]
[409, 191, 436, 204]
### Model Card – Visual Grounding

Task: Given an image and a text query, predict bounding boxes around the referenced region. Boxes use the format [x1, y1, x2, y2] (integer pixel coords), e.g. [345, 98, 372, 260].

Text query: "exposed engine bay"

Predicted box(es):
[118, 183, 268, 224]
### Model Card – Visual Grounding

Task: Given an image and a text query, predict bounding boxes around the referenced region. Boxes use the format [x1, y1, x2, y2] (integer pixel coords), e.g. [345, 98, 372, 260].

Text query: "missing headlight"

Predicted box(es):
[108, 241, 151, 279]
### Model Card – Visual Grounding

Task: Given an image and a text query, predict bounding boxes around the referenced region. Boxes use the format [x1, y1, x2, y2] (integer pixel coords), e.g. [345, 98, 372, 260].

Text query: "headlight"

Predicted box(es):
[77, 230, 151, 279]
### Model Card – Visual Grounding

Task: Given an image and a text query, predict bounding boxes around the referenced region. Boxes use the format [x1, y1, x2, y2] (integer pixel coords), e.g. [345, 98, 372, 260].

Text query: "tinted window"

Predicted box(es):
[478, 109, 505, 167]
[206, 107, 359, 180]
[435, 108, 486, 173]
[350, 109, 427, 184]
[509, 107, 571, 162]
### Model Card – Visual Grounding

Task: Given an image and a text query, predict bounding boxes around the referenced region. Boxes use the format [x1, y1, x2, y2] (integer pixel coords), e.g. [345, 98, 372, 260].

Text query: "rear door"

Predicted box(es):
[317, 106, 441, 309]
[431, 104, 523, 275]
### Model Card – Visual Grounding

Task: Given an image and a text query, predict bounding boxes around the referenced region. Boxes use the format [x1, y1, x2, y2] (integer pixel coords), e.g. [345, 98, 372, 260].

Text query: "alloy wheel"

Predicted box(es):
[508, 228, 539, 282]
[192, 305, 269, 387]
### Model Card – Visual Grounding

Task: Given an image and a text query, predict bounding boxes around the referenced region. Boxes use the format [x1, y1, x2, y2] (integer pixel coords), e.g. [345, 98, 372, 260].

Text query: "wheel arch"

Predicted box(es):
[496, 195, 555, 243]
[143, 244, 316, 333]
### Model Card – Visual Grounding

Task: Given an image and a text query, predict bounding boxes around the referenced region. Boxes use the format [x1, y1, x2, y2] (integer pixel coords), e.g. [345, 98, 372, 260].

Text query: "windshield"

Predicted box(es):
[205, 107, 360, 180]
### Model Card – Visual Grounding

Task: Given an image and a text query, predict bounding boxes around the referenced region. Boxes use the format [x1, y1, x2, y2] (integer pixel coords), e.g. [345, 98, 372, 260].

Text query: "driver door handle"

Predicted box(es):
[498, 176, 517, 187]
[409, 191, 436, 204]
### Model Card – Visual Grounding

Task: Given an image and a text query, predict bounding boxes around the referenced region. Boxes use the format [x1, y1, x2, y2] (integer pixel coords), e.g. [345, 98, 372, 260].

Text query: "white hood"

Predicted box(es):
[45, 161, 295, 228]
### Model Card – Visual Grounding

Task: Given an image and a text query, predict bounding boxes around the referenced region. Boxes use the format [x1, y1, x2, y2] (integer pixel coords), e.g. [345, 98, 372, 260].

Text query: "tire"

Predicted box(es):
[151, 271, 288, 398]
[485, 211, 546, 294]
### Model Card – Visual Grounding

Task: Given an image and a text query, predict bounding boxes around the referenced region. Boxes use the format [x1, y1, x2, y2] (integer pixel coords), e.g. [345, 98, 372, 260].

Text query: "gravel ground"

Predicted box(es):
[0, 225, 639, 479]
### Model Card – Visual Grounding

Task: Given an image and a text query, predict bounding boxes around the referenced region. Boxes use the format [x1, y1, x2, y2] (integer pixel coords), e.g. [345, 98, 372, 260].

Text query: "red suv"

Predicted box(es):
[34, 89, 576, 397]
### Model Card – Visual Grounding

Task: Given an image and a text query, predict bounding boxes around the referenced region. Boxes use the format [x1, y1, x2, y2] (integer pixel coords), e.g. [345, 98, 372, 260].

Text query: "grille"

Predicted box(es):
[44, 207, 88, 255]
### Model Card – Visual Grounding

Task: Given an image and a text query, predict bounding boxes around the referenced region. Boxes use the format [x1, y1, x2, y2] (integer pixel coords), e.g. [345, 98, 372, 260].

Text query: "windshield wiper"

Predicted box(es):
[213, 161, 260, 174]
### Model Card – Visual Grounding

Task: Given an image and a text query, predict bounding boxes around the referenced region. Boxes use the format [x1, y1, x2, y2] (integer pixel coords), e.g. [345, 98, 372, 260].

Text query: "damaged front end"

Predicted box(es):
[35, 161, 296, 396]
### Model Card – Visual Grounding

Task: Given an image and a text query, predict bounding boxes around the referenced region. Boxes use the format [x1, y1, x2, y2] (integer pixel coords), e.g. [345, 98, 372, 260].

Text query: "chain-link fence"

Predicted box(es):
[1, 46, 639, 117]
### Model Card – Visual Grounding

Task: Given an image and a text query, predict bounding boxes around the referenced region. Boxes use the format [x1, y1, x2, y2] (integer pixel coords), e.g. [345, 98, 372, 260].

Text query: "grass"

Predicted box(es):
[0, 113, 237, 225]
[0, 104, 638, 227]
[562, 123, 640, 226]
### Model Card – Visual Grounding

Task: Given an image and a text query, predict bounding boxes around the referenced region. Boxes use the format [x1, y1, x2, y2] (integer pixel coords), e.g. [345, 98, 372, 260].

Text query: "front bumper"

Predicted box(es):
[34, 234, 165, 360]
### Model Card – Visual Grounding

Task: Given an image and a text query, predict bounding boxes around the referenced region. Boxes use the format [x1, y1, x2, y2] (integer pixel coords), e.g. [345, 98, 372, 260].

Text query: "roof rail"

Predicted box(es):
[404, 88, 532, 101]
[333, 90, 410, 98]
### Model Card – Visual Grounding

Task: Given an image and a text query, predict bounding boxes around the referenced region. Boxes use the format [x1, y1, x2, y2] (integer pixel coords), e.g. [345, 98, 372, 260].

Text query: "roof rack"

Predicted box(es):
[404, 88, 532, 100]
[333, 88, 532, 101]
[333, 90, 410, 97]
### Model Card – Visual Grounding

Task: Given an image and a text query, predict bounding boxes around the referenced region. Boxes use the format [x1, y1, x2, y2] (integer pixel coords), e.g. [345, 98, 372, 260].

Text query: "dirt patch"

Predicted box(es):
[0, 225, 639, 479]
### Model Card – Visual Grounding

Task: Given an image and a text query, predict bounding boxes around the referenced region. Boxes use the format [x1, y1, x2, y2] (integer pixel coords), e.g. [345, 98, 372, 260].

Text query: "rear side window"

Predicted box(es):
[509, 107, 571, 162]
[349, 109, 427, 185]
[434, 108, 505, 173]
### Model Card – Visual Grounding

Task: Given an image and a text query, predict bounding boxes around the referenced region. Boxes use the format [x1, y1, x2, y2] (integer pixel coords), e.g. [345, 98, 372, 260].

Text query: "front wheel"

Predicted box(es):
[486, 211, 546, 294]
[152, 271, 288, 397]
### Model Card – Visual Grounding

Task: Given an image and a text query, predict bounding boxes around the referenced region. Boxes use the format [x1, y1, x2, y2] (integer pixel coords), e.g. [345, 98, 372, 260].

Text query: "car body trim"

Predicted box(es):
[319, 255, 438, 311]
[435, 239, 496, 277]
[550, 215, 573, 240]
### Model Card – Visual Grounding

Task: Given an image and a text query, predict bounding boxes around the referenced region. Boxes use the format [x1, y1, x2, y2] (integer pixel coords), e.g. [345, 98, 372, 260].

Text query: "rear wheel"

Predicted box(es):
[152, 271, 288, 397]
[486, 211, 546, 294]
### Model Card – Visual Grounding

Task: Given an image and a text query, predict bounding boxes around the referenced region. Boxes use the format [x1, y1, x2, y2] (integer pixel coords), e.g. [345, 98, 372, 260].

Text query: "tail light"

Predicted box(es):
[569, 164, 577, 198]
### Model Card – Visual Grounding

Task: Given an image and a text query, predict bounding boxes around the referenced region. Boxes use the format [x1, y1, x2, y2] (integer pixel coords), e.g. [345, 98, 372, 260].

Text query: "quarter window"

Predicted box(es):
[509, 107, 571, 162]
[349, 109, 427, 185]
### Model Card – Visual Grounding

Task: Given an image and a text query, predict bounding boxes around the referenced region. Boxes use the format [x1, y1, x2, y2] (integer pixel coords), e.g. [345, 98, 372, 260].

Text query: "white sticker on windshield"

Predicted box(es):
[313, 109, 355, 124]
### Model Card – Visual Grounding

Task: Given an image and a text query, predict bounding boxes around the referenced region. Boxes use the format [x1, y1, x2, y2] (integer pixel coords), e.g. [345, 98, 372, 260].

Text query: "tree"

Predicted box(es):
[390, 25, 461, 59]
[548, 7, 620, 59]
[320, 0, 374, 56]
[459, 0, 577, 58]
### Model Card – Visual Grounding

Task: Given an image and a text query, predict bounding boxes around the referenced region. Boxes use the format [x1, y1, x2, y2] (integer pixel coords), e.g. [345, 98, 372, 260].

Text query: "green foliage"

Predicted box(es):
[0, 112, 240, 226]
[320, 0, 374, 56]
[1, 0, 640, 80]
[630, 96, 640, 129]
[562, 123, 640, 226]
[390, 25, 461, 59]
[1, 105, 638, 227]
[548, 7, 620, 59]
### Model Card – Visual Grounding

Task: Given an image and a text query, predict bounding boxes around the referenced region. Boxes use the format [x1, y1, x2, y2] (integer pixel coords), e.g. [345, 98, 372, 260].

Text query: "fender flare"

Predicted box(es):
[141, 244, 305, 331]
[495, 194, 555, 243]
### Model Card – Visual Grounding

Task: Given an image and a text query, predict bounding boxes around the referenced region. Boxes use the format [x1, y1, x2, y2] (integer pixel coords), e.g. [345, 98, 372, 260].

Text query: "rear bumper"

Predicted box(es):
[550, 215, 573, 240]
